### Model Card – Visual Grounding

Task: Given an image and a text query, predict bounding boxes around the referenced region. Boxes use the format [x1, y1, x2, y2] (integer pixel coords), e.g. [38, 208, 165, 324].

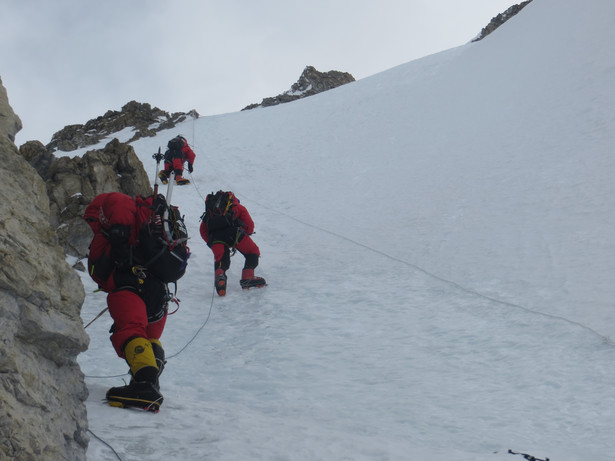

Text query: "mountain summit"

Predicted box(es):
[242, 65, 355, 110]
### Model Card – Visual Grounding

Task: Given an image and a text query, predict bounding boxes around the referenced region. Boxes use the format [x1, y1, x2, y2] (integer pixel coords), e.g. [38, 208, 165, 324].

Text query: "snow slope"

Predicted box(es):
[77, 0, 615, 459]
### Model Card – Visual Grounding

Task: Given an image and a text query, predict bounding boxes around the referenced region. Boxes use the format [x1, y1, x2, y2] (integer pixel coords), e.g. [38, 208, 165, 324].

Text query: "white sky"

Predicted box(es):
[1, 0, 517, 144]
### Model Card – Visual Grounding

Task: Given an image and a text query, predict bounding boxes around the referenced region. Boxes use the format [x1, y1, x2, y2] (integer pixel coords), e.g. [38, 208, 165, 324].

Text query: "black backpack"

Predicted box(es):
[137, 194, 190, 283]
[167, 136, 185, 152]
[202, 191, 235, 232]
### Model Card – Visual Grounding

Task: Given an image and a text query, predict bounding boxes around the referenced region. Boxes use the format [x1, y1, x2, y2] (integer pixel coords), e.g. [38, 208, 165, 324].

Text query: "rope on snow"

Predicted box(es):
[508, 449, 550, 461]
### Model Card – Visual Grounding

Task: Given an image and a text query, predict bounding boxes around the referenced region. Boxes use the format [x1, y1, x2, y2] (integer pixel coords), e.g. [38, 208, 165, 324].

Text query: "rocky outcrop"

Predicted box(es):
[0, 77, 89, 461]
[243, 66, 355, 110]
[0, 76, 23, 142]
[46, 100, 199, 152]
[18, 140, 55, 180]
[20, 138, 153, 259]
[472, 1, 532, 42]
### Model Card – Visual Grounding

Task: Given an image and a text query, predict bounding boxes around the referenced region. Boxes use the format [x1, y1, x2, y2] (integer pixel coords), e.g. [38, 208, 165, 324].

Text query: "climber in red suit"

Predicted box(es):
[85, 192, 169, 411]
[158, 135, 196, 185]
[199, 191, 266, 296]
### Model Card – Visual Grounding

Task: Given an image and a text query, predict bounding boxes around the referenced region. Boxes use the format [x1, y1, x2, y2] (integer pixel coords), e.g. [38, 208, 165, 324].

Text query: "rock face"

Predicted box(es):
[472, 1, 532, 42]
[243, 66, 355, 110]
[0, 76, 22, 142]
[20, 138, 154, 259]
[46, 100, 199, 152]
[0, 77, 89, 460]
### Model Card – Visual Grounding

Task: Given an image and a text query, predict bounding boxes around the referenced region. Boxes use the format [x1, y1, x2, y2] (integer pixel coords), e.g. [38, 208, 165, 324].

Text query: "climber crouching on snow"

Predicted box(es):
[200, 190, 266, 296]
[84, 191, 189, 412]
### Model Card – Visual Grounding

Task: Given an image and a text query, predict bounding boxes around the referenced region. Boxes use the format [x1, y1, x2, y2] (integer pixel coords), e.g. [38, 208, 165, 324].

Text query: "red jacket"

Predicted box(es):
[181, 141, 196, 167]
[173, 138, 196, 165]
[199, 195, 254, 243]
[84, 192, 154, 292]
[165, 137, 196, 168]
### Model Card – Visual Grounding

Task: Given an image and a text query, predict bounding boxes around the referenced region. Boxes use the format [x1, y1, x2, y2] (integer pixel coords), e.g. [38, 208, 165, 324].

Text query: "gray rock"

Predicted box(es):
[0, 76, 89, 461]
[0, 76, 22, 142]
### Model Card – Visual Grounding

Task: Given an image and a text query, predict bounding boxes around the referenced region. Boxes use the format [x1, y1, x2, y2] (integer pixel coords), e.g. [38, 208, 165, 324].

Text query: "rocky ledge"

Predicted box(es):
[46, 100, 198, 152]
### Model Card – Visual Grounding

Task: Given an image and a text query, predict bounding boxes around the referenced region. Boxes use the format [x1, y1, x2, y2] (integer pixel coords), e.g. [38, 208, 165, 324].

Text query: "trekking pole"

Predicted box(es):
[166, 171, 176, 204]
[152, 147, 164, 195]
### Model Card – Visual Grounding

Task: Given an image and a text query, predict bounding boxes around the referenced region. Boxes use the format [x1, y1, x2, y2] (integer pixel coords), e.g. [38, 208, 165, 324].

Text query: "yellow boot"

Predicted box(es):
[106, 337, 163, 411]
[124, 337, 159, 383]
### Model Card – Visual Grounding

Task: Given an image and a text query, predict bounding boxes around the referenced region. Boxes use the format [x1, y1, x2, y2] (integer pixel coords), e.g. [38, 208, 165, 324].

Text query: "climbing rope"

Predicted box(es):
[84, 306, 109, 329]
[88, 429, 123, 461]
[508, 449, 550, 461]
[166, 286, 216, 359]
[233, 191, 615, 348]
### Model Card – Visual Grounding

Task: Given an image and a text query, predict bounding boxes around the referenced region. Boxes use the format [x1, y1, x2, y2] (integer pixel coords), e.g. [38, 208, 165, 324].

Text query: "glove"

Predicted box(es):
[103, 225, 132, 269]
[105, 224, 131, 246]
[188, 163, 193, 173]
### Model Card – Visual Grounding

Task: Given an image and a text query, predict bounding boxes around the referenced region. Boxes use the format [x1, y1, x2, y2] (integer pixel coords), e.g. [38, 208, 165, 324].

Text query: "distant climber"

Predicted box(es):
[158, 135, 196, 185]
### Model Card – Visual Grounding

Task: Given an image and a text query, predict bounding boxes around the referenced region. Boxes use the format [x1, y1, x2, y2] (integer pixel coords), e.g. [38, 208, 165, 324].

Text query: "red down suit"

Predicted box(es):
[163, 137, 196, 178]
[84, 192, 168, 357]
[199, 194, 260, 272]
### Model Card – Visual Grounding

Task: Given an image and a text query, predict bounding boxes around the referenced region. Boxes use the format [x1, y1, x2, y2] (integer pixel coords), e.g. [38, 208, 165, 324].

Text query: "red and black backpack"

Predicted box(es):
[136, 194, 190, 284]
[202, 190, 236, 232]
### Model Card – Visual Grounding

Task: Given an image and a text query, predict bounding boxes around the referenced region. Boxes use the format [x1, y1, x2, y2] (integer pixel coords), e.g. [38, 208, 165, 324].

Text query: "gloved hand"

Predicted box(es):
[105, 224, 131, 246]
[188, 163, 194, 173]
[103, 224, 132, 268]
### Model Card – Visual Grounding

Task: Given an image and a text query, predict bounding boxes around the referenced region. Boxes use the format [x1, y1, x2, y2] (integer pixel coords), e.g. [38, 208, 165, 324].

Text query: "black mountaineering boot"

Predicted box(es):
[107, 337, 163, 411]
[106, 381, 163, 412]
[240, 268, 266, 289]
[215, 268, 227, 296]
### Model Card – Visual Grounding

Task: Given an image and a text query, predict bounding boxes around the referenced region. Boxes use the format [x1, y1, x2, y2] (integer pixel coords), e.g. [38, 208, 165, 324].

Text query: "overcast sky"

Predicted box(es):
[1, 0, 517, 144]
